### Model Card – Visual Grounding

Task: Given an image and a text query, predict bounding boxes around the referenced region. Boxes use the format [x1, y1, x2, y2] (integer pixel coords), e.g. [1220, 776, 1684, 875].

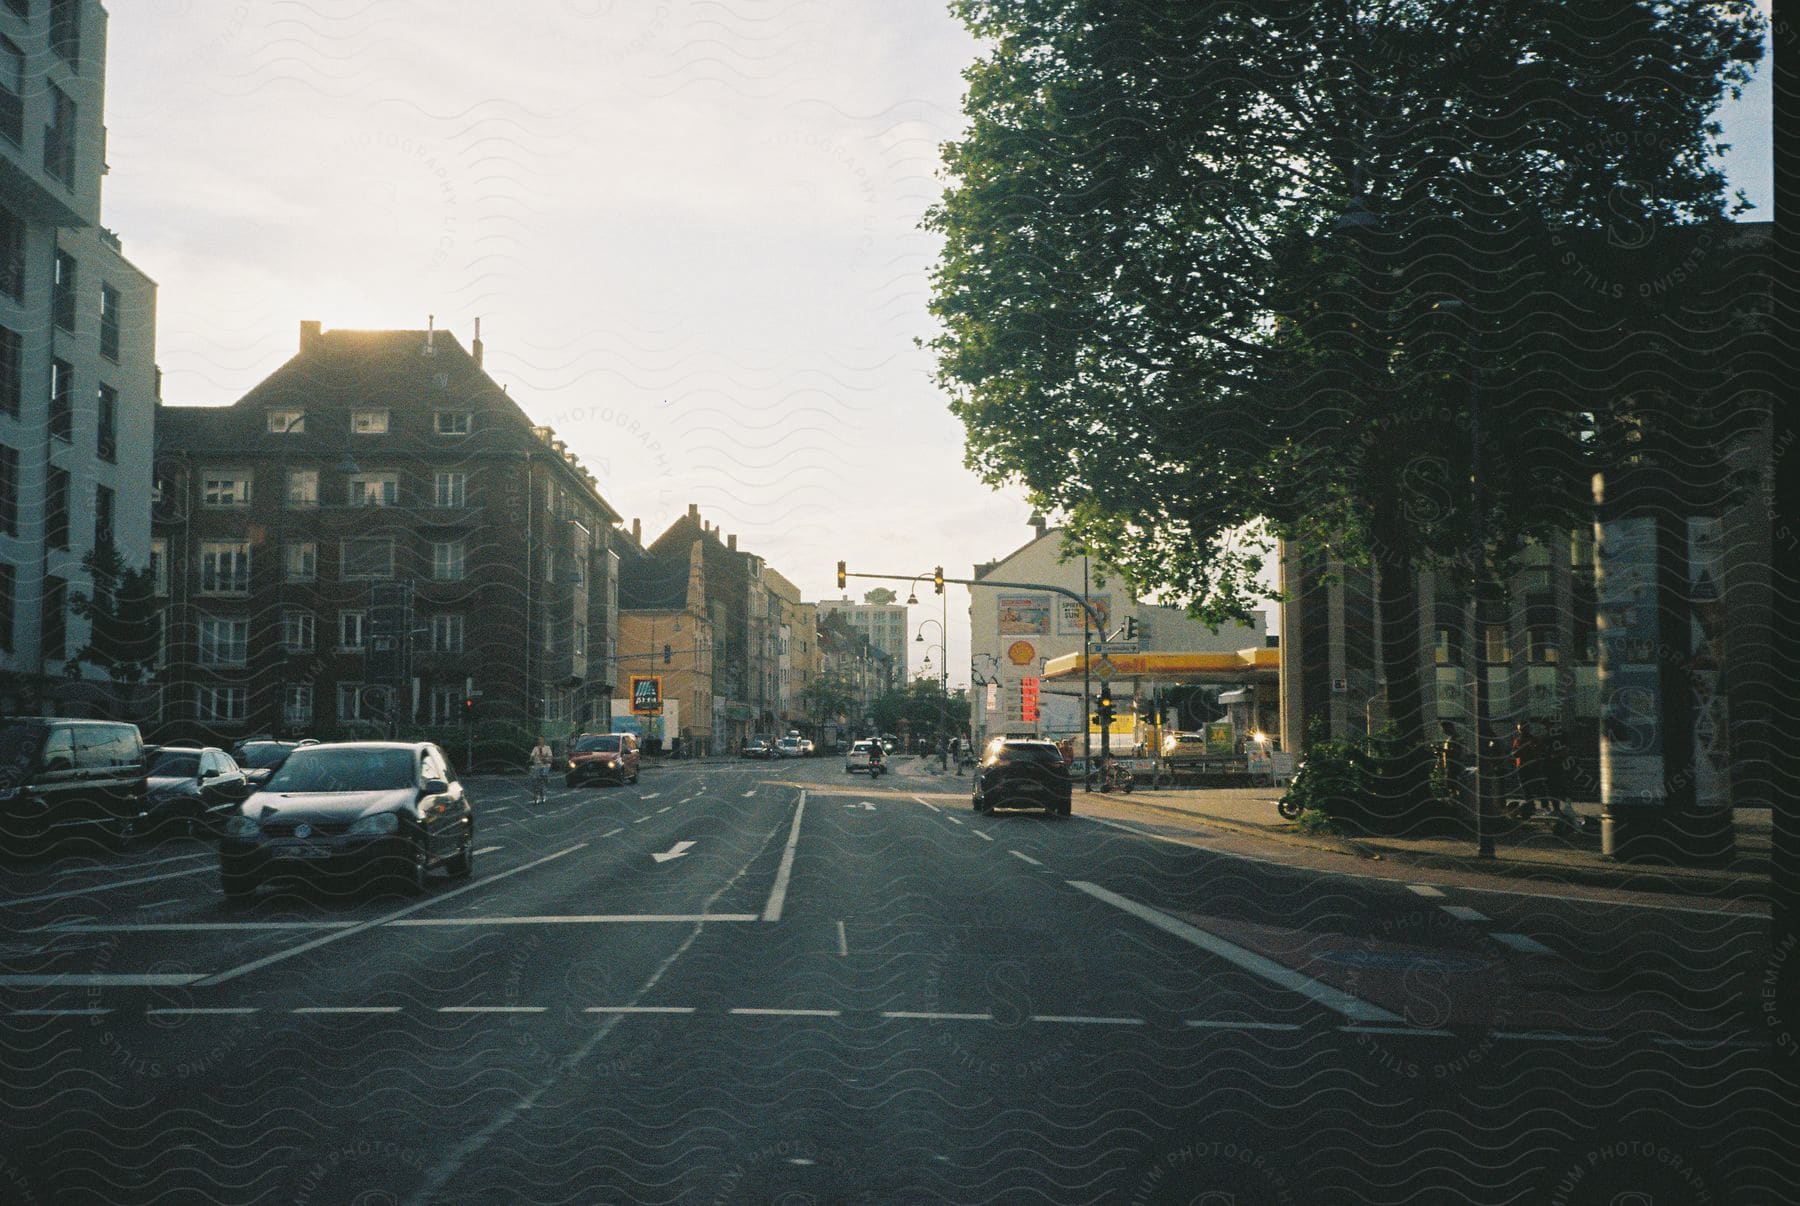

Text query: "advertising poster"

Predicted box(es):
[1055, 594, 1113, 636]
[997, 595, 1051, 636]
[1688, 517, 1729, 809]
[630, 675, 663, 714]
[1595, 515, 1665, 804]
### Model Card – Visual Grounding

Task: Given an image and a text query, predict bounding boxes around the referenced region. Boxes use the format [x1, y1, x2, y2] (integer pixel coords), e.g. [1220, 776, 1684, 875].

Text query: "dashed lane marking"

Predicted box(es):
[1341, 1024, 1457, 1037]
[761, 792, 806, 923]
[730, 1008, 841, 1017]
[1406, 884, 1447, 898]
[1439, 905, 1490, 922]
[147, 1007, 257, 1016]
[913, 797, 942, 814]
[601, 828, 624, 838]
[440, 1006, 546, 1014]
[9, 1008, 110, 1017]
[584, 1006, 697, 1015]
[972, 830, 994, 842]
[136, 898, 184, 910]
[882, 1011, 994, 1021]
[742, 790, 757, 798]
[633, 816, 652, 824]
[1491, 1030, 1610, 1044]
[391, 914, 761, 926]
[1491, 933, 1557, 955]
[945, 816, 964, 826]
[38, 921, 352, 934]
[837, 920, 848, 957]
[657, 807, 671, 814]
[473, 846, 502, 855]
[294, 1006, 401, 1015]
[0, 973, 205, 987]
[53, 851, 207, 877]
[640, 793, 661, 801]
[1, 864, 215, 909]
[1185, 1019, 1301, 1032]
[1032, 1015, 1145, 1026]
[1070, 880, 1404, 1025]
[1010, 851, 1043, 867]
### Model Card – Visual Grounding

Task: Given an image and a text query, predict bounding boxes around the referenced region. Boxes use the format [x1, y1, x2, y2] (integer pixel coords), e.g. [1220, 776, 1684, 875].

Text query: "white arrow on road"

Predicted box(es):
[652, 841, 696, 863]
[842, 801, 877, 812]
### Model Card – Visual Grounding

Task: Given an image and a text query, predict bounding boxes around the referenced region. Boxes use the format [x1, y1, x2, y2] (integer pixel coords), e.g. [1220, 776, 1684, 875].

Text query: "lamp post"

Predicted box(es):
[918, 627, 948, 769]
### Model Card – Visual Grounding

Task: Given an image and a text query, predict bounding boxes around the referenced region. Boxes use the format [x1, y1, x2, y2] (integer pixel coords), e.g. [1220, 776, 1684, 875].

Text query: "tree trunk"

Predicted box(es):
[1369, 501, 1434, 827]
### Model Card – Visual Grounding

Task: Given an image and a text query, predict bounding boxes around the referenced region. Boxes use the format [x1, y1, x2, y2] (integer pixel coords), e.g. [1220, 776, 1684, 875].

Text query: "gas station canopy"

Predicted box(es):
[1040, 648, 1278, 686]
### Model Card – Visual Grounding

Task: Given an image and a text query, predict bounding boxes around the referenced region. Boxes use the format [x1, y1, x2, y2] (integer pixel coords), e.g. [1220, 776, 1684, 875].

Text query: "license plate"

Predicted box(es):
[273, 843, 331, 859]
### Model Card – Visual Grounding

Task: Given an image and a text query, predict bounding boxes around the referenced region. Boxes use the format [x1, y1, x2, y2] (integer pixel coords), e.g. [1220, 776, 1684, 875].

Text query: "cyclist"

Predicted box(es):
[528, 735, 554, 804]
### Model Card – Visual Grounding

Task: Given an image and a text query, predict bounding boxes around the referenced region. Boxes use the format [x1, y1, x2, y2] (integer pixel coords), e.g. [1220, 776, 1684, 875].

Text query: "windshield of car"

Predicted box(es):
[149, 751, 202, 778]
[265, 747, 418, 793]
[850, 741, 873, 754]
[237, 743, 293, 770]
[576, 736, 621, 753]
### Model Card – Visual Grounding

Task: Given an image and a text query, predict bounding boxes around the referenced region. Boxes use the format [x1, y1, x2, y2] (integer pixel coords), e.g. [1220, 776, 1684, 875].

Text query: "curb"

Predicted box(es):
[1099, 793, 1370, 860]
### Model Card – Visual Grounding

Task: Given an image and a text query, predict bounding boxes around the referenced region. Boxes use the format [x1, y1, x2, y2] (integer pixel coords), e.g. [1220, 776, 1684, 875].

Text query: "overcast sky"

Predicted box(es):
[100, 2, 1773, 688]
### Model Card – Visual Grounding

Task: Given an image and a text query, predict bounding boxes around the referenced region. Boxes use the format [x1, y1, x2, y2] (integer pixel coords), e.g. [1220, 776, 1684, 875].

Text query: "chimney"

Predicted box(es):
[1029, 511, 1047, 539]
[299, 320, 322, 352]
[472, 316, 483, 369]
[728, 534, 737, 551]
[631, 518, 642, 543]
[688, 503, 699, 519]
[424, 314, 436, 356]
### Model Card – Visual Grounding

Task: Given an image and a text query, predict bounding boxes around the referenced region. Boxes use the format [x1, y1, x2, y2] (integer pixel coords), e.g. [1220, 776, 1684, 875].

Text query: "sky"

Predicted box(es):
[99, 1, 1773, 691]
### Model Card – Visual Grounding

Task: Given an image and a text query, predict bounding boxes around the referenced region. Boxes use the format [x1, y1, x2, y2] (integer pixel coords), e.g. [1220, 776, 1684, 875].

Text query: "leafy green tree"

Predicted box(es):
[927, 0, 1763, 809]
[67, 545, 161, 690]
[799, 672, 859, 725]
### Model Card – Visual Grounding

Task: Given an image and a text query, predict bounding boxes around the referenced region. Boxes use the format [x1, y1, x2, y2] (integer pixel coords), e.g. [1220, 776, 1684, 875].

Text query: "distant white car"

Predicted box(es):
[799, 738, 815, 756]
[776, 736, 804, 758]
[845, 740, 877, 775]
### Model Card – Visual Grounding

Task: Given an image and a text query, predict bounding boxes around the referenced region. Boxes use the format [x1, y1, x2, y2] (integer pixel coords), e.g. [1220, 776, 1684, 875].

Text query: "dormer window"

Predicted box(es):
[434, 411, 471, 435]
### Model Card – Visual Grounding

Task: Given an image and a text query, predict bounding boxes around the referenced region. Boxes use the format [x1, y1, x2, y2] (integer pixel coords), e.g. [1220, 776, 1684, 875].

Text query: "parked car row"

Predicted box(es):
[741, 733, 816, 759]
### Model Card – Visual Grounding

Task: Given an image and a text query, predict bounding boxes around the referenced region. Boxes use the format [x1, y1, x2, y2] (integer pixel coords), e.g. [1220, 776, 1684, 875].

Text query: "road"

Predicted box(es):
[1, 757, 1794, 1204]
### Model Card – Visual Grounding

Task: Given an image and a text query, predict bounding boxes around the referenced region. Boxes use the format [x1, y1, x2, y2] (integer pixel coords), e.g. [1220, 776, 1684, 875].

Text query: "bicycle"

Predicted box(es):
[531, 765, 550, 805]
[1084, 760, 1135, 794]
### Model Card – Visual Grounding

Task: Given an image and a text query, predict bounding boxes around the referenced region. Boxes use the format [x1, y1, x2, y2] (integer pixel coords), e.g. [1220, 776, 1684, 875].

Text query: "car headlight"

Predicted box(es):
[224, 815, 260, 837]
[347, 812, 400, 836]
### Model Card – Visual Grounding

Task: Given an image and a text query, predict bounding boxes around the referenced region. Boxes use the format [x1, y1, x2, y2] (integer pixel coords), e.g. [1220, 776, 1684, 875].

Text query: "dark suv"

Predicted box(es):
[566, 733, 641, 786]
[0, 718, 147, 854]
[972, 739, 1072, 816]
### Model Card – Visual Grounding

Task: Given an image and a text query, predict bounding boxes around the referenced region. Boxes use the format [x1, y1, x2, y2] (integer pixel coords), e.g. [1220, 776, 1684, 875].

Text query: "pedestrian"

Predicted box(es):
[1509, 721, 1547, 817]
[528, 735, 553, 805]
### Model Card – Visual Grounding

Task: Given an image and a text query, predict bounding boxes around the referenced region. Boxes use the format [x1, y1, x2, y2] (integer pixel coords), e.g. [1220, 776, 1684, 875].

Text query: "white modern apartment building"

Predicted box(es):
[0, 1, 159, 714]
[818, 592, 909, 682]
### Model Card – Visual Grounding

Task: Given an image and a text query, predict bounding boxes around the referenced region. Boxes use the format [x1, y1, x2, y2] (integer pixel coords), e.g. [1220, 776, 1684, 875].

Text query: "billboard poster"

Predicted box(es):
[996, 595, 1051, 636]
[630, 675, 663, 714]
[1055, 594, 1113, 636]
[1596, 515, 1665, 804]
[1687, 517, 1729, 809]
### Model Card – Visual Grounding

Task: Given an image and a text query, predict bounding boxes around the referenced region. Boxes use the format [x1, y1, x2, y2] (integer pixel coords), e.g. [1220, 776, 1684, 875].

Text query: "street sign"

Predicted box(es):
[630, 675, 663, 714]
[1093, 656, 1117, 681]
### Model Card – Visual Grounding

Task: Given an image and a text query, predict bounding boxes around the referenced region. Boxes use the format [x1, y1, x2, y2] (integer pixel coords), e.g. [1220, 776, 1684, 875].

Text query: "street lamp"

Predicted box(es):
[916, 618, 949, 770]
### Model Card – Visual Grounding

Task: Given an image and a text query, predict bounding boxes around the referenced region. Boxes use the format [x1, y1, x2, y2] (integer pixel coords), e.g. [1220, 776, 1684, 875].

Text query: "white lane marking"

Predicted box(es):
[294, 1006, 401, 1014]
[136, 898, 184, 910]
[1032, 1015, 1146, 1026]
[1010, 851, 1043, 867]
[1439, 905, 1490, 922]
[657, 807, 671, 814]
[1340, 1025, 1457, 1037]
[1491, 933, 1557, 955]
[1, 864, 214, 909]
[1185, 1020, 1302, 1031]
[1652, 1035, 1766, 1050]
[390, 914, 760, 926]
[913, 796, 942, 814]
[679, 794, 703, 805]
[39, 922, 352, 933]
[439, 1006, 546, 1014]
[583, 1006, 696, 1015]
[761, 791, 807, 923]
[742, 790, 757, 798]
[1406, 884, 1447, 898]
[882, 1011, 994, 1021]
[640, 793, 662, 801]
[53, 851, 207, 877]
[407, 813, 778, 1206]
[1084, 815, 1770, 919]
[485, 805, 515, 814]
[1070, 880, 1404, 1024]
[196, 842, 587, 986]
[633, 816, 652, 824]
[1491, 1030, 1610, 1044]
[147, 1007, 258, 1016]
[0, 973, 205, 987]
[9, 1008, 110, 1017]
[601, 828, 624, 838]
[972, 830, 994, 842]
[945, 816, 964, 826]
[472, 846, 502, 856]
[730, 1008, 841, 1017]
[652, 841, 696, 863]
[836, 920, 848, 957]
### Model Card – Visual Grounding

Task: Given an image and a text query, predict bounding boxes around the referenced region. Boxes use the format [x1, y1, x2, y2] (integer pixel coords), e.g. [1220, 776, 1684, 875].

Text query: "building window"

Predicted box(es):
[40, 575, 65, 660]
[573, 621, 586, 660]
[198, 541, 251, 594]
[0, 562, 12, 653]
[338, 611, 366, 650]
[434, 411, 471, 435]
[43, 84, 76, 187]
[285, 541, 317, 583]
[49, 359, 73, 440]
[93, 484, 112, 552]
[0, 36, 21, 148]
[347, 472, 397, 507]
[430, 613, 464, 653]
[202, 471, 252, 507]
[0, 325, 19, 414]
[150, 537, 168, 596]
[281, 610, 315, 653]
[95, 384, 117, 462]
[351, 410, 389, 434]
[0, 442, 15, 536]
[50, 0, 81, 67]
[1483, 623, 1510, 665]
[433, 471, 465, 508]
[99, 283, 121, 360]
[195, 686, 247, 724]
[286, 468, 318, 508]
[428, 688, 459, 725]
[285, 683, 314, 727]
[52, 251, 77, 331]
[198, 616, 249, 668]
[337, 682, 370, 721]
[341, 538, 394, 580]
[432, 540, 466, 581]
[267, 409, 305, 434]
[45, 466, 68, 549]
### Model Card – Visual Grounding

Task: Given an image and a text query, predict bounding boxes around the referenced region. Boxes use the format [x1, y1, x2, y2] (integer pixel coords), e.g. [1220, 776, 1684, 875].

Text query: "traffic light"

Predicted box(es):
[933, 565, 944, 595]
[662, 643, 672, 665]
[836, 560, 846, 590]
[462, 697, 474, 719]
[1096, 684, 1115, 730]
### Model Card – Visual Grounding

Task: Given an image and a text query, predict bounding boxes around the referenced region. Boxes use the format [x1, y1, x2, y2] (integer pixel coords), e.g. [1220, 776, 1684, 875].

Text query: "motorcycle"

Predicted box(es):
[868, 756, 885, 779]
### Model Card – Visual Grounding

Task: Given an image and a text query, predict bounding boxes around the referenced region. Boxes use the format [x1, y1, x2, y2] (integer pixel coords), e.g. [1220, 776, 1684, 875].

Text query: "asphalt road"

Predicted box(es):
[1, 756, 1794, 1204]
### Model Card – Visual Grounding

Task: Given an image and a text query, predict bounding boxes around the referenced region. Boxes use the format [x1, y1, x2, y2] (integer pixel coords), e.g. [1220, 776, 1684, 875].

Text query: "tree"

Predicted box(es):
[798, 673, 859, 725]
[927, 0, 1764, 810]
[67, 545, 162, 712]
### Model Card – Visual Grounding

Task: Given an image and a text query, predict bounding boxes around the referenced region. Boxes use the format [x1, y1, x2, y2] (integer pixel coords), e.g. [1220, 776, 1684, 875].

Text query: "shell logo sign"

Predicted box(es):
[1007, 640, 1036, 666]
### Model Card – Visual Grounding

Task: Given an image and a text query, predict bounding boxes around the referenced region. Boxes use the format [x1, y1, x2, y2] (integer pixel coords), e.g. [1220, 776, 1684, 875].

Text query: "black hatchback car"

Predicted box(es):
[132, 745, 253, 840]
[972, 739, 1072, 816]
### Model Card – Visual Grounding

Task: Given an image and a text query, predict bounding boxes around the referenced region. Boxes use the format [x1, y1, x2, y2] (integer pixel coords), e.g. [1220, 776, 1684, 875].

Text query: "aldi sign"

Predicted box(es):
[630, 675, 663, 714]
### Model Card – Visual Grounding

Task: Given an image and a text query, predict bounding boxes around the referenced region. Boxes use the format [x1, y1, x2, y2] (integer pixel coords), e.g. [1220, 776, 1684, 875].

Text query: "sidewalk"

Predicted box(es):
[1091, 783, 1772, 902]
